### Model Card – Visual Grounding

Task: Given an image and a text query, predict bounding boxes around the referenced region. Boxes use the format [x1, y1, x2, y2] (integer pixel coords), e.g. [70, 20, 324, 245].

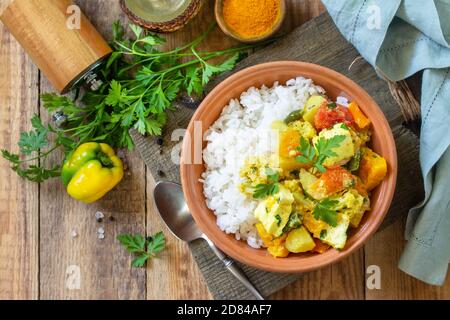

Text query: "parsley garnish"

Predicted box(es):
[296, 135, 346, 173]
[320, 229, 328, 240]
[314, 198, 339, 227]
[283, 213, 302, 233]
[327, 102, 337, 109]
[347, 149, 362, 172]
[117, 232, 166, 268]
[253, 168, 280, 199]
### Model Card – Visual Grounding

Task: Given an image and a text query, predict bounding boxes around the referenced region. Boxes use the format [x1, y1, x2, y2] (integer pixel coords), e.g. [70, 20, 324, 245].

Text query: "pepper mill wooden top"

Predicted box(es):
[1, 0, 112, 93]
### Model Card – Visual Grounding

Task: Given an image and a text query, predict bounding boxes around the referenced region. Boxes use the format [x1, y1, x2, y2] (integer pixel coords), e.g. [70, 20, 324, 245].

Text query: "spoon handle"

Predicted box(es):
[203, 236, 265, 300]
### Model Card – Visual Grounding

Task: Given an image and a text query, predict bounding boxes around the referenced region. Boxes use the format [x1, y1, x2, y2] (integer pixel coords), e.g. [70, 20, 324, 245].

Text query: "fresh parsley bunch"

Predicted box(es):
[2, 22, 256, 183]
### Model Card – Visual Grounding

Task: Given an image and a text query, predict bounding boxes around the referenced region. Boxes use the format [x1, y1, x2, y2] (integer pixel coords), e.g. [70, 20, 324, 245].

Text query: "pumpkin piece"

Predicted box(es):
[267, 245, 289, 258]
[279, 128, 301, 159]
[358, 147, 387, 191]
[256, 223, 273, 247]
[312, 238, 331, 254]
[348, 102, 371, 129]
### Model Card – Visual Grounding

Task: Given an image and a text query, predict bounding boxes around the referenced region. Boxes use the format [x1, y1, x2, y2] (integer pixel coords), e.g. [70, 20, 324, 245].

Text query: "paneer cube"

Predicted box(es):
[254, 186, 294, 237]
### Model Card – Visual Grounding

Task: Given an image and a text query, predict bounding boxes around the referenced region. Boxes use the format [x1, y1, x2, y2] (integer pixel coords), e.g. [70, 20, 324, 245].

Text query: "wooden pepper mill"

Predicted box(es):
[0, 0, 112, 93]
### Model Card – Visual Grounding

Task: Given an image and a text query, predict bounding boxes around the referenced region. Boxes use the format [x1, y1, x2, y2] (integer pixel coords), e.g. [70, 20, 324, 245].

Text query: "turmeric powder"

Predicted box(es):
[222, 0, 281, 39]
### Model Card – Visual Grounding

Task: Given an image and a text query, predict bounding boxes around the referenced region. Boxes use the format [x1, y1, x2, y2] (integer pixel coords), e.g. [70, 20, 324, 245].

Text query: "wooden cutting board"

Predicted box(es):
[130, 12, 423, 300]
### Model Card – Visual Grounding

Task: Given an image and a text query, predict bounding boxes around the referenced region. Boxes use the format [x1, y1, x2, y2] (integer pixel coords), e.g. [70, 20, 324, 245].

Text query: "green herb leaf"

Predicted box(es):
[314, 198, 339, 227]
[314, 136, 345, 173]
[129, 24, 143, 38]
[132, 254, 149, 268]
[327, 102, 337, 109]
[105, 80, 128, 106]
[41, 93, 77, 113]
[253, 183, 278, 199]
[185, 66, 203, 96]
[283, 213, 302, 233]
[117, 234, 146, 253]
[320, 230, 328, 240]
[147, 232, 166, 256]
[265, 168, 279, 183]
[252, 168, 280, 199]
[18, 115, 50, 155]
[117, 232, 166, 268]
[296, 137, 316, 166]
[347, 149, 362, 172]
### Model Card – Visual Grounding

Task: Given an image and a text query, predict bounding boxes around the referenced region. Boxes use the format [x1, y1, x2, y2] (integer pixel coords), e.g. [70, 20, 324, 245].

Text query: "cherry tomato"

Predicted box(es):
[314, 105, 355, 131]
[320, 167, 355, 194]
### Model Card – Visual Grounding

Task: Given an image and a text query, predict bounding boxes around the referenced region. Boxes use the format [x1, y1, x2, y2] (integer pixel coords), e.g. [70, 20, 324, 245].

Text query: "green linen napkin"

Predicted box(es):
[322, 0, 450, 285]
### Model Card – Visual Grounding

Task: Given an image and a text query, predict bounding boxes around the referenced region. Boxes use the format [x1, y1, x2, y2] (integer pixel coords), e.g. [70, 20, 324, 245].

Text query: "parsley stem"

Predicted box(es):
[15, 145, 61, 164]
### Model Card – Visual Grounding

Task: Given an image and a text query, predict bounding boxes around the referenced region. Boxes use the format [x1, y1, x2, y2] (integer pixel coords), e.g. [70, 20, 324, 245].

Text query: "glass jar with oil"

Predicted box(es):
[121, 0, 203, 32]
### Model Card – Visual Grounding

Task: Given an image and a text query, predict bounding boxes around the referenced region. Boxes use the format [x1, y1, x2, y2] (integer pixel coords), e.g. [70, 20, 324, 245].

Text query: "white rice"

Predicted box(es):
[201, 77, 325, 248]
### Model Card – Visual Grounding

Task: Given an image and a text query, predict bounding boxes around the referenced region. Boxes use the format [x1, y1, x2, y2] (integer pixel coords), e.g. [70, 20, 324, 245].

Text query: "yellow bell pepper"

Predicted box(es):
[62, 142, 124, 203]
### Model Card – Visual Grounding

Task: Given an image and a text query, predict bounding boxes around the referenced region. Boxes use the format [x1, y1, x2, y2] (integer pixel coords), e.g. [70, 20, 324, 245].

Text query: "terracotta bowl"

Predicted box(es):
[181, 61, 397, 273]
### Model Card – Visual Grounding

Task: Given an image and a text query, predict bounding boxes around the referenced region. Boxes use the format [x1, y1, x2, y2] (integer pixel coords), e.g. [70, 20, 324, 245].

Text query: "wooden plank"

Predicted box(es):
[0, 17, 39, 299]
[365, 216, 450, 299]
[38, 0, 147, 299]
[272, 249, 365, 299]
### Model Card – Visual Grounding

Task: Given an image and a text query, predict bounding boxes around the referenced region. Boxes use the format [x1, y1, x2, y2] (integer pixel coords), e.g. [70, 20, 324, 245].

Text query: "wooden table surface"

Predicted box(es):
[1, 0, 449, 300]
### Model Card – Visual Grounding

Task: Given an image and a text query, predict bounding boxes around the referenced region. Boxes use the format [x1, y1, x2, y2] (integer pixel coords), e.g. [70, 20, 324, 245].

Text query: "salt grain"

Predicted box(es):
[98, 233, 105, 240]
[97, 227, 105, 234]
[71, 229, 78, 238]
[95, 211, 105, 222]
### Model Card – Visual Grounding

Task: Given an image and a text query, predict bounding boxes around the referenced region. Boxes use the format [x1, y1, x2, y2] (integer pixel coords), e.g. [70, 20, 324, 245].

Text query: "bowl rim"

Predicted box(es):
[181, 61, 398, 273]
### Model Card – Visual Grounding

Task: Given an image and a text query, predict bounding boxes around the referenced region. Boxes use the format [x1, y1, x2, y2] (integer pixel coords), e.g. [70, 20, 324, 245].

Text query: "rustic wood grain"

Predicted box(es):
[272, 249, 365, 300]
[1, 0, 449, 300]
[365, 216, 450, 299]
[0, 0, 12, 14]
[0, 16, 39, 299]
[38, 0, 146, 300]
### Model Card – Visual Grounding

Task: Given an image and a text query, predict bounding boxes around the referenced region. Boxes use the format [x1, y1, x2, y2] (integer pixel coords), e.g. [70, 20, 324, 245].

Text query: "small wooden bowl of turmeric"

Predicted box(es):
[215, 0, 286, 43]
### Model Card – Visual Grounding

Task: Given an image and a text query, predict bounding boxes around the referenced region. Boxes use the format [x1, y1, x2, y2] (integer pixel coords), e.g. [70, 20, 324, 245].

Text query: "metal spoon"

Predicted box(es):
[154, 181, 264, 300]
